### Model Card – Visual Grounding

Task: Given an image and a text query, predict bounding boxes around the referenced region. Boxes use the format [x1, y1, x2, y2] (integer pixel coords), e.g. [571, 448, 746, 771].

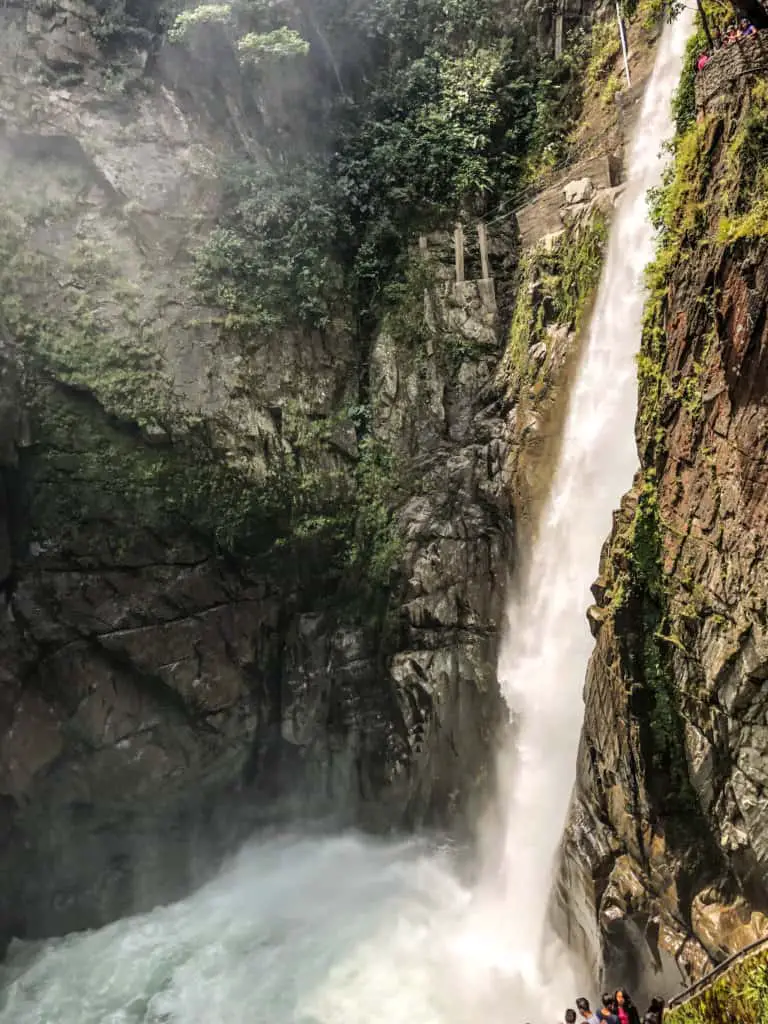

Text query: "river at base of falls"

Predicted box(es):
[0, 832, 579, 1024]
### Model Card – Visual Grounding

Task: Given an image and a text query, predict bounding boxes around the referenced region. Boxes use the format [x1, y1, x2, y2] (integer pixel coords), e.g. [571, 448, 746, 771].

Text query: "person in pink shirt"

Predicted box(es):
[614, 988, 641, 1024]
[696, 52, 710, 71]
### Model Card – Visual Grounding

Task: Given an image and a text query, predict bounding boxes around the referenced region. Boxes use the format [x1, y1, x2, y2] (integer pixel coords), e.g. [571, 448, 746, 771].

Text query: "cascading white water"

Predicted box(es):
[484, 0, 695, 961]
[0, 15, 692, 1024]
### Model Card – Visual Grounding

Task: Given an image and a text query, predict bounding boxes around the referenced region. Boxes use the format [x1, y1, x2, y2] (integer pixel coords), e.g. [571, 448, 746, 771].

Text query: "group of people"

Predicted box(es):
[697, 18, 759, 70]
[557, 989, 665, 1024]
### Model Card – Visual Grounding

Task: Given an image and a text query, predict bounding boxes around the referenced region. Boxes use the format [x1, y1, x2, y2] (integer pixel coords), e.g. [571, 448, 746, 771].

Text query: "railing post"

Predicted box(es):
[453, 223, 465, 283]
[554, 0, 564, 58]
[477, 222, 490, 281]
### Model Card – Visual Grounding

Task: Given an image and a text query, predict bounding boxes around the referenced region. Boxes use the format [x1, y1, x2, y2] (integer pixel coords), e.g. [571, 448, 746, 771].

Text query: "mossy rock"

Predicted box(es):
[665, 946, 768, 1024]
[499, 212, 607, 394]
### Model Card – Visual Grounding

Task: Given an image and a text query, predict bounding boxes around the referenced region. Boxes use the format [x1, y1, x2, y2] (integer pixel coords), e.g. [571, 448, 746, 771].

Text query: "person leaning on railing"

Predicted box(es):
[642, 996, 665, 1024]
[694, 18, 761, 73]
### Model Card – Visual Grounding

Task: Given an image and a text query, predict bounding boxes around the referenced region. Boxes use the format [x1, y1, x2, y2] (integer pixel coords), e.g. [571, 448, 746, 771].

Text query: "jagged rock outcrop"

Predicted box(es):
[0, 0, 515, 945]
[556, 41, 768, 995]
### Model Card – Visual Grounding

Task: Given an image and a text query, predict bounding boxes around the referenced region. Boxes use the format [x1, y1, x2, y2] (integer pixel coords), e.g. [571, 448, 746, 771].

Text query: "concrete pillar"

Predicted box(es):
[553, 0, 565, 58]
[477, 222, 490, 281]
[555, 10, 564, 58]
[420, 235, 432, 325]
[454, 223, 465, 283]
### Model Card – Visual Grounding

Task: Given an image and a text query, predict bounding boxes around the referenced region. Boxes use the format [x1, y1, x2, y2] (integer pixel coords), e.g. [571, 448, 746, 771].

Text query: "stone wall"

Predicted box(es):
[695, 33, 768, 113]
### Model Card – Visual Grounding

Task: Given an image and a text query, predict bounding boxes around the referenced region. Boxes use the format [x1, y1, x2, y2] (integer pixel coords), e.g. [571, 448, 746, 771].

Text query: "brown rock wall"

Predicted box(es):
[556, 67, 768, 997]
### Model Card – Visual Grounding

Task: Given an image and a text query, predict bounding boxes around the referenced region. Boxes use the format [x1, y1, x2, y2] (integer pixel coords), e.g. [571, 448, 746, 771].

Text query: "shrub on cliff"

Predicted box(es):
[181, 0, 589, 337]
[664, 946, 768, 1024]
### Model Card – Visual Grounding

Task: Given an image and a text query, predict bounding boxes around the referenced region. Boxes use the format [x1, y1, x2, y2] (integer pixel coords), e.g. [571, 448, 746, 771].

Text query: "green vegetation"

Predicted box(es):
[350, 434, 404, 588]
[169, 3, 233, 39]
[181, 0, 593, 338]
[665, 946, 768, 1024]
[717, 80, 768, 243]
[670, 23, 708, 135]
[610, 0, 768, 828]
[640, 1, 768, 459]
[640, 113, 716, 456]
[21, 383, 280, 558]
[613, 473, 697, 816]
[237, 27, 309, 62]
[600, 70, 622, 108]
[0, 212, 401, 586]
[0, 218, 174, 431]
[502, 213, 607, 392]
[168, 2, 310, 64]
[87, 0, 175, 52]
[670, 1, 730, 136]
[379, 249, 492, 379]
[635, 0, 668, 30]
[586, 20, 621, 91]
[19, 368, 402, 584]
[194, 160, 345, 335]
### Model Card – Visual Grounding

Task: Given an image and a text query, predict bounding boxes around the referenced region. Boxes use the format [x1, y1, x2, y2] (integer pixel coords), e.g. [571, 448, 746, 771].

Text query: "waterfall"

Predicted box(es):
[0, 15, 692, 1024]
[488, 0, 695, 962]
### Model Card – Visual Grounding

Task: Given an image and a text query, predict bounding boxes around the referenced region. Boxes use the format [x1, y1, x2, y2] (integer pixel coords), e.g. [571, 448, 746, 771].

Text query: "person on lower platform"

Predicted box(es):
[642, 996, 665, 1024]
[576, 996, 600, 1024]
[597, 992, 620, 1024]
[614, 988, 641, 1024]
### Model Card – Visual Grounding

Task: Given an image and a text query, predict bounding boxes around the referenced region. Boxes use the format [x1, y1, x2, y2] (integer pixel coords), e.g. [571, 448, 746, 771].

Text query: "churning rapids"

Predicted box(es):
[0, 13, 692, 1024]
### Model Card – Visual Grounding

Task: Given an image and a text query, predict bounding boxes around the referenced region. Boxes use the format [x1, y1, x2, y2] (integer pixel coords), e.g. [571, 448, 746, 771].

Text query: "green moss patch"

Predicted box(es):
[716, 80, 768, 244]
[501, 212, 607, 394]
[0, 210, 402, 587]
[665, 946, 768, 1024]
[20, 382, 286, 559]
[611, 474, 697, 818]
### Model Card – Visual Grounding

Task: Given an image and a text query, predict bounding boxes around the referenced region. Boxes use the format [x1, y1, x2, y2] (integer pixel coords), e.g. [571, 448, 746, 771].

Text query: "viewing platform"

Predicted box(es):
[695, 32, 768, 112]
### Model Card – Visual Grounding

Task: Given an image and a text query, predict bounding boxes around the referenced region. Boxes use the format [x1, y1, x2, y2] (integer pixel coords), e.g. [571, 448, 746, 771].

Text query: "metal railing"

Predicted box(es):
[665, 933, 768, 1011]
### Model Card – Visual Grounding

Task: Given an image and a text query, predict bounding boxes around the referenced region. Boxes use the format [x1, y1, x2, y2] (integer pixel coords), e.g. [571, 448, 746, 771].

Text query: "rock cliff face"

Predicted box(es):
[0, 0, 517, 944]
[0, 0, 632, 956]
[556, 36, 768, 995]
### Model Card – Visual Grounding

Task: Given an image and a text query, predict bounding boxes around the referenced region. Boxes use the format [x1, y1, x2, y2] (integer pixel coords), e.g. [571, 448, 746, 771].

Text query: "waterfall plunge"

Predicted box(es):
[487, 0, 695, 962]
[0, 14, 692, 1024]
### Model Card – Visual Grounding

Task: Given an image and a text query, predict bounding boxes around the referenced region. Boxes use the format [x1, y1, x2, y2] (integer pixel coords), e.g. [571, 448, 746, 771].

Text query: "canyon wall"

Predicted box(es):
[556, 32, 768, 994]
[0, 0, 665, 962]
[0, 0, 519, 944]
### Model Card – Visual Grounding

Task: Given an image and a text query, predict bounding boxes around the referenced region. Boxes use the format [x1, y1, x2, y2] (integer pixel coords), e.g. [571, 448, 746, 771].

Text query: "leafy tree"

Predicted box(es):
[194, 161, 345, 333]
[237, 26, 308, 61]
[182, 0, 590, 335]
[169, 0, 310, 63]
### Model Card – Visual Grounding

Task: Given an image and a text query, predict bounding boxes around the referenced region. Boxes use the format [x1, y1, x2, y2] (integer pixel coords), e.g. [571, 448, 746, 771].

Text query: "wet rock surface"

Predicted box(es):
[0, 2, 514, 945]
[556, 70, 768, 991]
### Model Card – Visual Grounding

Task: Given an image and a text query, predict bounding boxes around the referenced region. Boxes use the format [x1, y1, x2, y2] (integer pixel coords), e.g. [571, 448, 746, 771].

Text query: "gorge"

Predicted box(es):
[1, 0, 768, 1020]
